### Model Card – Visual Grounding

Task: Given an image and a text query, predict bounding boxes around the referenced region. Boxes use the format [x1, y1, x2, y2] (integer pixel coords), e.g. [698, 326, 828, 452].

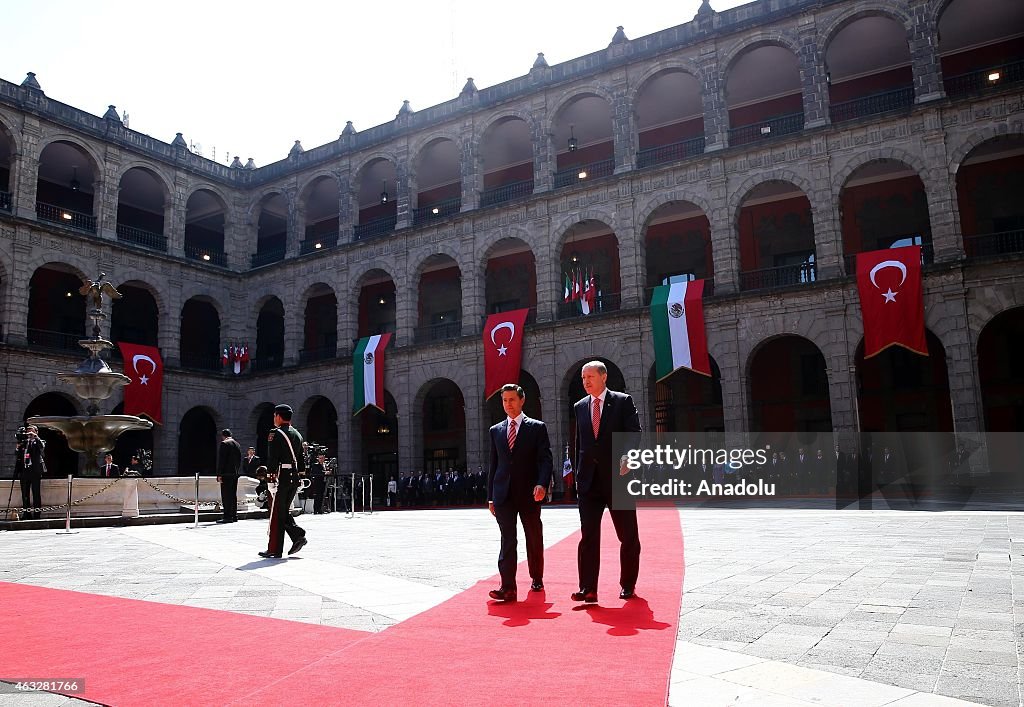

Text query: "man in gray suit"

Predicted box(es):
[486, 383, 553, 602]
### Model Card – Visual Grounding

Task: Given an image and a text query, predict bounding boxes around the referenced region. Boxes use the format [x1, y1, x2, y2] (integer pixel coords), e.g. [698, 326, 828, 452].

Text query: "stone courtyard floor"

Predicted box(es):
[2, 505, 1022, 706]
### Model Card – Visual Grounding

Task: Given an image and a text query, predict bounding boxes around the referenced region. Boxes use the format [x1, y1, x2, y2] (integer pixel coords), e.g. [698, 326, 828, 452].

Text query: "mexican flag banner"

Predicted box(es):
[353, 333, 392, 414]
[651, 280, 711, 379]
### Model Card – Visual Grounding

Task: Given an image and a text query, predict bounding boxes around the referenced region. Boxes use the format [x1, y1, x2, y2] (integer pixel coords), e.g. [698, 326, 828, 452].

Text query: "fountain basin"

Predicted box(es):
[29, 415, 154, 471]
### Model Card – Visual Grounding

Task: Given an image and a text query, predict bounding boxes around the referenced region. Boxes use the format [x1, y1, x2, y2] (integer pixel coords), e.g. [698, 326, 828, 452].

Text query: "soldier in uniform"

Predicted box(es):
[258, 404, 309, 559]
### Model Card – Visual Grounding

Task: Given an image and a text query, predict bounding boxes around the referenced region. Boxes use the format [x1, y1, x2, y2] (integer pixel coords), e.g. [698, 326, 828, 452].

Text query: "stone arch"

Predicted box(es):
[550, 208, 619, 241]
[475, 108, 542, 143]
[300, 280, 337, 303]
[546, 85, 618, 135]
[297, 170, 341, 202]
[475, 227, 543, 279]
[637, 191, 715, 229]
[743, 325, 835, 378]
[22, 254, 91, 284]
[36, 134, 104, 177]
[409, 129, 464, 160]
[719, 31, 802, 80]
[832, 149, 932, 195]
[184, 183, 233, 210]
[819, 4, 914, 50]
[254, 292, 285, 314]
[409, 246, 464, 284]
[114, 161, 175, 197]
[349, 263, 398, 299]
[245, 188, 289, 223]
[179, 289, 226, 323]
[22, 386, 85, 417]
[110, 274, 166, 319]
[0, 110, 26, 157]
[351, 151, 401, 192]
[628, 60, 705, 110]
[729, 169, 817, 227]
[947, 125, 1024, 175]
[969, 283, 1024, 339]
[553, 216, 617, 255]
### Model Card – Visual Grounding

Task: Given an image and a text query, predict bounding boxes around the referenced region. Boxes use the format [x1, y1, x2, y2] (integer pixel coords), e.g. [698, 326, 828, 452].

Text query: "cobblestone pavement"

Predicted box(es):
[2, 506, 1021, 705]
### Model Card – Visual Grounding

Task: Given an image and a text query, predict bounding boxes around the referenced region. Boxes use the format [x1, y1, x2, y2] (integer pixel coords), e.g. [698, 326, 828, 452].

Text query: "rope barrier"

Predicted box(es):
[5, 476, 222, 520]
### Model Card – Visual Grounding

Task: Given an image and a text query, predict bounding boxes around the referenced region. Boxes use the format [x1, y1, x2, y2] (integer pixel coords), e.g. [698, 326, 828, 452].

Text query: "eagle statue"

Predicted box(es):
[78, 272, 122, 310]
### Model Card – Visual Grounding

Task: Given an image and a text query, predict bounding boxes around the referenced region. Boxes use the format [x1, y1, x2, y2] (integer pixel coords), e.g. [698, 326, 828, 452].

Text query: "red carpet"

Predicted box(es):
[0, 508, 684, 706]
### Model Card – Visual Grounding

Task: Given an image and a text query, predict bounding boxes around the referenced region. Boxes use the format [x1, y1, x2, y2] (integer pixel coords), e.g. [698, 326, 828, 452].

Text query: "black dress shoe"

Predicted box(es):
[571, 589, 598, 603]
[288, 537, 308, 555]
[488, 588, 517, 602]
[530, 580, 544, 592]
[619, 587, 636, 600]
[258, 551, 282, 559]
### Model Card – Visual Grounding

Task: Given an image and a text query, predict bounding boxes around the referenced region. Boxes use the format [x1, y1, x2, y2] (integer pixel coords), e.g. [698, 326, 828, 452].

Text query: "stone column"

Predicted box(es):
[809, 150, 842, 280]
[461, 237, 482, 337]
[460, 118, 479, 212]
[534, 232, 556, 324]
[285, 187, 301, 259]
[708, 168, 738, 294]
[909, 0, 945, 103]
[13, 117, 42, 221]
[395, 145, 412, 230]
[714, 314, 748, 449]
[921, 124, 962, 263]
[97, 146, 121, 241]
[394, 260, 413, 347]
[798, 15, 829, 129]
[226, 196, 250, 271]
[698, 46, 727, 152]
[336, 169, 354, 243]
[611, 77, 635, 174]
[616, 218, 642, 310]
[531, 96, 553, 194]
[166, 175, 188, 257]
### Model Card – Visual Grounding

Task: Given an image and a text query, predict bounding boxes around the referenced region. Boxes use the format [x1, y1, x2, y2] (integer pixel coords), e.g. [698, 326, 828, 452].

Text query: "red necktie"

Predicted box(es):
[592, 397, 601, 438]
[507, 419, 517, 450]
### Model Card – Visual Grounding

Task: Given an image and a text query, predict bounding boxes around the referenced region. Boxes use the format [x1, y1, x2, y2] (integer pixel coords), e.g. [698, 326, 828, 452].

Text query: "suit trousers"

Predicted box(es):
[20, 476, 41, 520]
[494, 497, 543, 590]
[577, 483, 641, 592]
[267, 481, 305, 554]
[220, 474, 238, 520]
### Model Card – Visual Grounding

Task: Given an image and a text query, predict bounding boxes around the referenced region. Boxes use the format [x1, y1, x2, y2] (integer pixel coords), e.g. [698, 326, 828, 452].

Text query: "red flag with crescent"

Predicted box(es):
[118, 343, 164, 423]
[483, 309, 530, 400]
[856, 245, 927, 358]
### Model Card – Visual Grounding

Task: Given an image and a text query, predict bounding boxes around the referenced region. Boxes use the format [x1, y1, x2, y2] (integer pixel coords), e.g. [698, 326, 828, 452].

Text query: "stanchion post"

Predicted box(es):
[369, 475, 373, 515]
[56, 474, 78, 535]
[350, 474, 355, 518]
[194, 472, 200, 528]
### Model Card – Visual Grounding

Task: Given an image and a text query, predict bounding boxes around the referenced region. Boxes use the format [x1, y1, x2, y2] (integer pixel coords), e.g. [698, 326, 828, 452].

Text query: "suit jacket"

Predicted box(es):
[574, 389, 642, 495]
[102, 463, 121, 478]
[18, 438, 47, 478]
[242, 454, 262, 477]
[488, 416, 553, 506]
[217, 438, 242, 476]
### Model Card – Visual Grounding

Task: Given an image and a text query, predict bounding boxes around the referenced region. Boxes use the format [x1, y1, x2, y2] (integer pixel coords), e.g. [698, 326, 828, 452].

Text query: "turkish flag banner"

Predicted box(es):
[483, 309, 531, 400]
[118, 343, 164, 423]
[856, 245, 928, 359]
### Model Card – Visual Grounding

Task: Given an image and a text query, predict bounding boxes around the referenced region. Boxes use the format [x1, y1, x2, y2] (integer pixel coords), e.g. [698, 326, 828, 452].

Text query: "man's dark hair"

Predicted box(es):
[499, 383, 525, 398]
[221, 429, 232, 438]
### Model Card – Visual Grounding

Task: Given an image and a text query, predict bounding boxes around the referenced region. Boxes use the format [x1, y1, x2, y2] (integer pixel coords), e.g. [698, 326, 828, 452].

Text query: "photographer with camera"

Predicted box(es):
[309, 448, 328, 514]
[14, 425, 46, 520]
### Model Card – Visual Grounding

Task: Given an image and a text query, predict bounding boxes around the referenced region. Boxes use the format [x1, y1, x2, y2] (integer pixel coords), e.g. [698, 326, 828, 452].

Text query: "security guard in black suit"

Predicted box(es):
[259, 405, 308, 559]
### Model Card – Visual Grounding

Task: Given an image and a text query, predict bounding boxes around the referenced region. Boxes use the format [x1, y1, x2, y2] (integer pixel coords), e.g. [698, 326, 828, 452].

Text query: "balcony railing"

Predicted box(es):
[637, 136, 706, 169]
[300, 232, 339, 255]
[740, 262, 816, 291]
[557, 291, 621, 319]
[554, 158, 615, 189]
[184, 243, 227, 267]
[354, 214, 397, 241]
[28, 328, 82, 353]
[413, 197, 461, 226]
[964, 230, 1024, 258]
[116, 223, 167, 252]
[250, 356, 283, 372]
[728, 112, 805, 147]
[944, 59, 1024, 98]
[180, 351, 222, 372]
[480, 179, 534, 207]
[298, 345, 337, 364]
[643, 278, 715, 305]
[414, 320, 463, 344]
[829, 86, 914, 124]
[36, 201, 97, 233]
[251, 247, 286, 269]
[0, 190, 11, 212]
[842, 243, 935, 275]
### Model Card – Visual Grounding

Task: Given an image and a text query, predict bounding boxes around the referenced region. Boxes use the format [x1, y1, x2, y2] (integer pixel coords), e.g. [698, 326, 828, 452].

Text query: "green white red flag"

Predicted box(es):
[353, 333, 392, 414]
[651, 280, 711, 380]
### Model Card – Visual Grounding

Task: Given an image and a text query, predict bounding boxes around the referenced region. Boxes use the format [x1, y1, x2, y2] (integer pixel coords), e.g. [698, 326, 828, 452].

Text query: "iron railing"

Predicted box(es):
[480, 179, 534, 207]
[116, 223, 167, 251]
[554, 158, 615, 189]
[251, 247, 286, 269]
[413, 197, 461, 226]
[299, 232, 339, 254]
[740, 262, 816, 291]
[829, 86, 914, 124]
[728, 112, 805, 147]
[944, 59, 1024, 98]
[36, 201, 97, 233]
[184, 243, 227, 267]
[0, 190, 11, 212]
[28, 328, 83, 353]
[964, 230, 1024, 258]
[557, 291, 621, 319]
[637, 136, 706, 169]
[643, 278, 715, 305]
[353, 214, 397, 241]
[298, 345, 337, 364]
[414, 320, 463, 344]
[180, 351, 222, 372]
[249, 355, 283, 372]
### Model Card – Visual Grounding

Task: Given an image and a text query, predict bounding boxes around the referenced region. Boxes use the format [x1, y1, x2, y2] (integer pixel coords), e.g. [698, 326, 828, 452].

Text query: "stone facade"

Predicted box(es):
[0, 0, 1021, 478]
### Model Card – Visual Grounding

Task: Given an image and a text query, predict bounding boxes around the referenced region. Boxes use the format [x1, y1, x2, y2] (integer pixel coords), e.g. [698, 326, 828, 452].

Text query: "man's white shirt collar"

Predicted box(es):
[507, 412, 525, 427]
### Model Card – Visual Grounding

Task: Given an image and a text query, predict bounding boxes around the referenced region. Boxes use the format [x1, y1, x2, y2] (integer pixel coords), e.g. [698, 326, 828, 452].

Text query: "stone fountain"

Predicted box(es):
[28, 273, 153, 476]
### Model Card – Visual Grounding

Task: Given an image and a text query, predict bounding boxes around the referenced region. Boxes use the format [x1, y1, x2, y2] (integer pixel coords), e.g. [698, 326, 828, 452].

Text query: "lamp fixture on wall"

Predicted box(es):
[568, 124, 578, 152]
[379, 296, 386, 305]
[380, 179, 389, 204]
[70, 166, 80, 192]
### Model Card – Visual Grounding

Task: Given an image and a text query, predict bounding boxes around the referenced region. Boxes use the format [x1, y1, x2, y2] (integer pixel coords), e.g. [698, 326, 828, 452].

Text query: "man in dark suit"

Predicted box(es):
[101, 452, 120, 479]
[216, 429, 242, 523]
[242, 446, 261, 478]
[259, 405, 308, 559]
[486, 383, 553, 603]
[15, 425, 46, 520]
[572, 360, 642, 603]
